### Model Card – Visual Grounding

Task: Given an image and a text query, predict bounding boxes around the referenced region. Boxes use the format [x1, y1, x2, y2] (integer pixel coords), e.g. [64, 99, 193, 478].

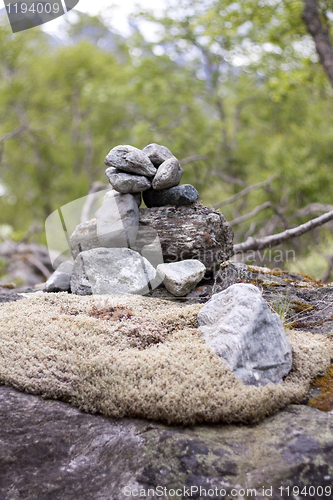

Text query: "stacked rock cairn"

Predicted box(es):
[104, 144, 199, 208]
[46, 144, 207, 297]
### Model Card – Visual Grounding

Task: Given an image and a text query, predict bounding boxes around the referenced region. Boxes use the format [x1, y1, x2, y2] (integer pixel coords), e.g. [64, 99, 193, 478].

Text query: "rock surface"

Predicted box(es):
[105, 168, 151, 193]
[213, 262, 333, 337]
[143, 184, 199, 207]
[0, 385, 332, 500]
[142, 143, 174, 167]
[104, 145, 156, 177]
[45, 261, 73, 292]
[70, 247, 156, 295]
[137, 203, 234, 272]
[157, 260, 206, 296]
[95, 190, 139, 248]
[197, 283, 293, 385]
[70, 203, 233, 272]
[152, 157, 183, 190]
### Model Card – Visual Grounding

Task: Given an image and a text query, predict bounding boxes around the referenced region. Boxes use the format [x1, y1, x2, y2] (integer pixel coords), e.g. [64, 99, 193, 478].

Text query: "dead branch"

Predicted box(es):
[233, 209, 333, 253]
[293, 202, 333, 218]
[213, 175, 277, 209]
[25, 254, 51, 279]
[179, 155, 207, 165]
[229, 202, 272, 226]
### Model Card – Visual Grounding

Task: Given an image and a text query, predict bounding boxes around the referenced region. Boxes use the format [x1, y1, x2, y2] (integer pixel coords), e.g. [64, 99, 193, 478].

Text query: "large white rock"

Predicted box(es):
[95, 190, 139, 248]
[197, 283, 292, 386]
[70, 247, 156, 296]
[157, 260, 206, 296]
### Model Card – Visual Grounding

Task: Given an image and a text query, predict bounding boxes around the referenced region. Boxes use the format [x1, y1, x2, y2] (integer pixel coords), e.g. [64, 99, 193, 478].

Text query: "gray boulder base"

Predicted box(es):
[1, 386, 333, 500]
[157, 260, 206, 296]
[105, 168, 151, 194]
[70, 247, 156, 296]
[142, 143, 174, 167]
[197, 283, 292, 386]
[95, 190, 139, 248]
[104, 145, 156, 177]
[45, 261, 73, 292]
[152, 157, 183, 190]
[143, 184, 199, 208]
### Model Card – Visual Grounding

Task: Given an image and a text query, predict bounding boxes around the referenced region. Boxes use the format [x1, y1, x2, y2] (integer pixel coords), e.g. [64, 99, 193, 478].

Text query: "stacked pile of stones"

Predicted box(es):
[46, 143, 213, 297]
[104, 144, 199, 208]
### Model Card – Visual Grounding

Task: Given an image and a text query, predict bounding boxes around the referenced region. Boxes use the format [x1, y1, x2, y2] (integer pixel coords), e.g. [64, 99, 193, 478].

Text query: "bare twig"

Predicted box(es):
[234, 209, 333, 253]
[293, 202, 333, 218]
[229, 202, 272, 226]
[213, 175, 278, 209]
[24, 254, 52, 279]
[179, 155, 207, 165]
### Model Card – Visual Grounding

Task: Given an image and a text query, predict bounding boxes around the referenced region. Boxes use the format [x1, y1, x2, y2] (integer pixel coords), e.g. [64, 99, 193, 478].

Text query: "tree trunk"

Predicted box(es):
[302, 0, 333, 87]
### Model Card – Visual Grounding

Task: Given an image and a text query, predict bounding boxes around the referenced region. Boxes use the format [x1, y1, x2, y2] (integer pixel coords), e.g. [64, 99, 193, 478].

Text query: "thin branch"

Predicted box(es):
[234, 209, 333, 253]
[213, 175, 278, 209]
[229, 202, 272, 226]
[24, 254, 52, 279]
[293, 202, 333, 218]
[179, 155, 207, 165]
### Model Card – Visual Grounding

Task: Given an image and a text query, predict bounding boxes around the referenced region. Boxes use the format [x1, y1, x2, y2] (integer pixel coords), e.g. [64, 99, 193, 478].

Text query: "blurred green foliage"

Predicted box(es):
[1, 1, 333, 279]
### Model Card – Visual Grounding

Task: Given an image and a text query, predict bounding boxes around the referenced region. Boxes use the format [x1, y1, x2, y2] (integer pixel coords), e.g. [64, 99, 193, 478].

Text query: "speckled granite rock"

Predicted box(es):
[104, 145, 156, 177]
[142, 143, 174, 167]
[70, 247, 156, 296]
[0, 386, 332, 500]
[198, 283, 293, 386]
[105, 168, 151, 194]
[157, 260, 206, 296]
[152, 157, 183, 190]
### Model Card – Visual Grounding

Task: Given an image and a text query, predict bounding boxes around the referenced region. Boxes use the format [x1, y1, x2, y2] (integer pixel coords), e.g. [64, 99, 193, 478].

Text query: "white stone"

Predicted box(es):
[157, 260, 206, 297]
[95, 190, 139, 248]
[70, 247, 156, 296]
[197, 283, 292, 386]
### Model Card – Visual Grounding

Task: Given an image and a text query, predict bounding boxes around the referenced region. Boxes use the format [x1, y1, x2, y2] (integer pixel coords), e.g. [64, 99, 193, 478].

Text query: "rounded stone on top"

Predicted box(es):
[105, 145, 157, 177]
[152, 158, 183, 190]
[142, 143, 174, 167]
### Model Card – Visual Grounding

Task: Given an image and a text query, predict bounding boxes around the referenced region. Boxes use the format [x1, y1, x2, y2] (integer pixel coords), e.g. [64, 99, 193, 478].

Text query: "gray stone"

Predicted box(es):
[105, 168, 151, 193]
[104, 145, 156, 177]
[142, 143, 174, 167]
[70, 219, 99, 260]
[143, 184, 199, 207]
[70, 247, 156, 296]
[95, 190, 139, 248]
[152, 157, 183, 190]
[157, 260, 206, 296]
[45, 261, 73, 292]
[197, 283, 292, 386]
[1, 386, 333, 500]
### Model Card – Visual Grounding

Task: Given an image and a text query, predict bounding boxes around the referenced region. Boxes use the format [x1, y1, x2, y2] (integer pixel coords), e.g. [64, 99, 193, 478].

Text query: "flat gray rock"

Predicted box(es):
[1, 386, 332, 500]
[143, 184, 199, 207]
[95, 190, 139, 248]
[105, 168, 151, 193]
[45, 261, 73, 292]
[70, 247, 156, 296]
[152, 157, 183, 190]
[157, 260, 206, 296]
[104, 145, 156, 177]
[197, 283, 292, 386]
[142, 143, 174, 167]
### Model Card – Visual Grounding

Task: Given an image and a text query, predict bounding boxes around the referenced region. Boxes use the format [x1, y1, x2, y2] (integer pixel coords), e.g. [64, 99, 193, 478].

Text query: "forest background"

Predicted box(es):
[1, 0, 333, 282]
